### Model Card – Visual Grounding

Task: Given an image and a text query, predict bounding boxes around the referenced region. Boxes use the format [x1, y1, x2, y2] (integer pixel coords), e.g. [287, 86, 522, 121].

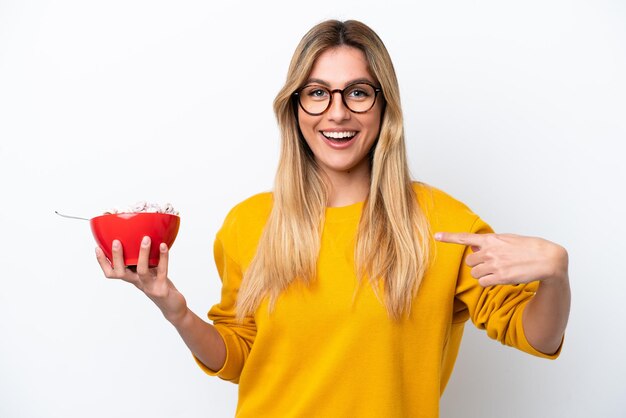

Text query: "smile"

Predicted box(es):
[321, 131, 357, 140]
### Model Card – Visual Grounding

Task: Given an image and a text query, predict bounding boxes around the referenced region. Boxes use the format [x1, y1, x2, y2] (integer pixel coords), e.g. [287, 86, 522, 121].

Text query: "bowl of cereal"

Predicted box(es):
[90, 202, 180, 268]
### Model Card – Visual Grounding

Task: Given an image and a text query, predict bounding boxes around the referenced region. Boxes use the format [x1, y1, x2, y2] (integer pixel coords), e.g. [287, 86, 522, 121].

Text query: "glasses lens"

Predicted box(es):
[299, 85, 330, 115]
[343, 83, 377, 112]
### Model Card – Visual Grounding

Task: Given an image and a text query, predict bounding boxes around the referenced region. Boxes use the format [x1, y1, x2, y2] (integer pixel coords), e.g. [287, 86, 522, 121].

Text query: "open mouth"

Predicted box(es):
[321, 131, 357, 143]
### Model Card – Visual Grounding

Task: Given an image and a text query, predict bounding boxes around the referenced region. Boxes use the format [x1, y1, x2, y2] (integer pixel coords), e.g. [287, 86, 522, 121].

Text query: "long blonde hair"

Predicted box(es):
[236, 20, 431, 320]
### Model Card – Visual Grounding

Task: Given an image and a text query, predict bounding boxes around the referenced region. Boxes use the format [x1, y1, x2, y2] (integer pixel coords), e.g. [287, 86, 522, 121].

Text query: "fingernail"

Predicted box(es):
[160, 243, 167, 252]
[434, 233, 442, 240]
[95, 247, 101, 255]
[142, 236, 150, 246]
[113, 240, 120, 249]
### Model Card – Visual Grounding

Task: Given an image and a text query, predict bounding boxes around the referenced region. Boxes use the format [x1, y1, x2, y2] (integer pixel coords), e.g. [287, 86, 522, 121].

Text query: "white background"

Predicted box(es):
[1, 1, 625, 417]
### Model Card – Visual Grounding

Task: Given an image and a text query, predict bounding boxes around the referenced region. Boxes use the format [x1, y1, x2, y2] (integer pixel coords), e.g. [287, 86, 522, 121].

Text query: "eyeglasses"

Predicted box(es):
[294, 82, 383, 116]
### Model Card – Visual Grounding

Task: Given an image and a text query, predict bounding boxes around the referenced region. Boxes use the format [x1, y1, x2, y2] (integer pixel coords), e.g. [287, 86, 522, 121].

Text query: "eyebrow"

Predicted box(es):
[304, 77, 376, 87]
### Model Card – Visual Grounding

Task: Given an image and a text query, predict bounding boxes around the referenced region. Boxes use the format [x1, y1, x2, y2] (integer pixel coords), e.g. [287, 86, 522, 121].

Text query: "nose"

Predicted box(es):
[326, 91, 351, 121]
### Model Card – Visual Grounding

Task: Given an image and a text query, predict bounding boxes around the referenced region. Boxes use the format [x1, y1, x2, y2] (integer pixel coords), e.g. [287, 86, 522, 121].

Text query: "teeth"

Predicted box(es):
[322, 131, 356, 139]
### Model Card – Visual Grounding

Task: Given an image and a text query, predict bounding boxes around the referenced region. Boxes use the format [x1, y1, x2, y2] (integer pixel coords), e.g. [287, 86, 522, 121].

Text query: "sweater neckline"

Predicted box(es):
[324, 200, 364, 222]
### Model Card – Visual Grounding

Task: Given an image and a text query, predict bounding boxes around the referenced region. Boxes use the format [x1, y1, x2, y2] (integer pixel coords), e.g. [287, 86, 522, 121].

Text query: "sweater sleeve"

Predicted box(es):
[194, 209, 257, 383]
[453, 216, 562, 359]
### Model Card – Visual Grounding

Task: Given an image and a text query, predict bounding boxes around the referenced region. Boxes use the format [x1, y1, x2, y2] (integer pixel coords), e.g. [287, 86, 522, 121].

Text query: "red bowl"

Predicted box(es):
[90, 213, 180, 267]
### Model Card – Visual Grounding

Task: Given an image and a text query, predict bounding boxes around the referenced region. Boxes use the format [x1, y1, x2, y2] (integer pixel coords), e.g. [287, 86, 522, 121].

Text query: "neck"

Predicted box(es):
[324, 166, 371, 207]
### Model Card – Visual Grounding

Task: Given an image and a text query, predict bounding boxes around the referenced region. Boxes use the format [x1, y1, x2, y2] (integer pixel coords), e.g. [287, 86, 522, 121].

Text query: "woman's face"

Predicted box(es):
[297, 46, 383, 180]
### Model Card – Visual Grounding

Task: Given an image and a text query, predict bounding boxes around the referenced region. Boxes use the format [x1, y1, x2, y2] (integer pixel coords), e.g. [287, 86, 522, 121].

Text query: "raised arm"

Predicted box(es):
[95, 236, 226, 371]
[435, 231, 571, 355]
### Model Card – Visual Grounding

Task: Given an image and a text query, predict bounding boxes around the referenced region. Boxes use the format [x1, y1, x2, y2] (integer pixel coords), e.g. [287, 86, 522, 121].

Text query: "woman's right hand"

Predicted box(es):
[96, 236, 227, 372]
[95, 236, 188, 324]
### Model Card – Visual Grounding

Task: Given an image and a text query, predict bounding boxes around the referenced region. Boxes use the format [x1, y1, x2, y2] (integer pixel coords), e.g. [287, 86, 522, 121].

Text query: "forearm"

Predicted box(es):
[166, 307, 227, 372]
[522, 265, 571, 355]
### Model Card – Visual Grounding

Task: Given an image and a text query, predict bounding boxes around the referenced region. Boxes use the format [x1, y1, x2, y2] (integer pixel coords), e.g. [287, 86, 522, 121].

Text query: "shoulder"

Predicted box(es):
[215, 192, 274, 262]
[220, 191, 274, 231]
[411, 182, 488, 233]
[226, 192, 273, 219]
[411, 181, 474, 216]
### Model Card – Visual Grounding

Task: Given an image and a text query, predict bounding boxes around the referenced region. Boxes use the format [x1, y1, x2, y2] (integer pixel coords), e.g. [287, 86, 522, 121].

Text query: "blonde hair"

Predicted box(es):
[236, 20, 431, 320]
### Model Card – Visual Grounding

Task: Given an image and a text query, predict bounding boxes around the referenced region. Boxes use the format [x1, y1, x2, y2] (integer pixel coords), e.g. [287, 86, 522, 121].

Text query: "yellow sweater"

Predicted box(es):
[196, 183, 560, 417]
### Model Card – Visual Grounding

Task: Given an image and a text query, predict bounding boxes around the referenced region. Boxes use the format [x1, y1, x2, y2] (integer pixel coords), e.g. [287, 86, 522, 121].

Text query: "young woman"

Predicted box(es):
[96, 20, 570, 418]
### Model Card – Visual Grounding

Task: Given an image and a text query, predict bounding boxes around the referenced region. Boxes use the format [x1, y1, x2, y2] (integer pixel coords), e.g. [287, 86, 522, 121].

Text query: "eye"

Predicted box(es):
[345, 84, 374, 100]
[303, 85, 330, 100]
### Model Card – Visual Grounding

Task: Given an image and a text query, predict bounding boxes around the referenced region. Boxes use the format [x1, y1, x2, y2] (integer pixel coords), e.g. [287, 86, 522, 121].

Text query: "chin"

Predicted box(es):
[320, 161, 363, 175]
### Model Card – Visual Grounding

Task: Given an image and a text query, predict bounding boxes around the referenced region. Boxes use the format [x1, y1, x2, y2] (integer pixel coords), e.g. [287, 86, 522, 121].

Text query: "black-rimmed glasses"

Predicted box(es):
[294, 82, 383, 116]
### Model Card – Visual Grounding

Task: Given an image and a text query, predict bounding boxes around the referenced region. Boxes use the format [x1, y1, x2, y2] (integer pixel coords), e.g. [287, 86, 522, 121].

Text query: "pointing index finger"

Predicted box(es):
[434, 232, 486, 247]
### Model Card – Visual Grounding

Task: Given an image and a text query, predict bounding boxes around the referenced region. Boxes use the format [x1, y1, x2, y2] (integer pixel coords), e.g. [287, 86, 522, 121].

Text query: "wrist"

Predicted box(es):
[156, 291, 189, 326]
[164, 304, 190, 327]
[543, 243, 569, 284]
